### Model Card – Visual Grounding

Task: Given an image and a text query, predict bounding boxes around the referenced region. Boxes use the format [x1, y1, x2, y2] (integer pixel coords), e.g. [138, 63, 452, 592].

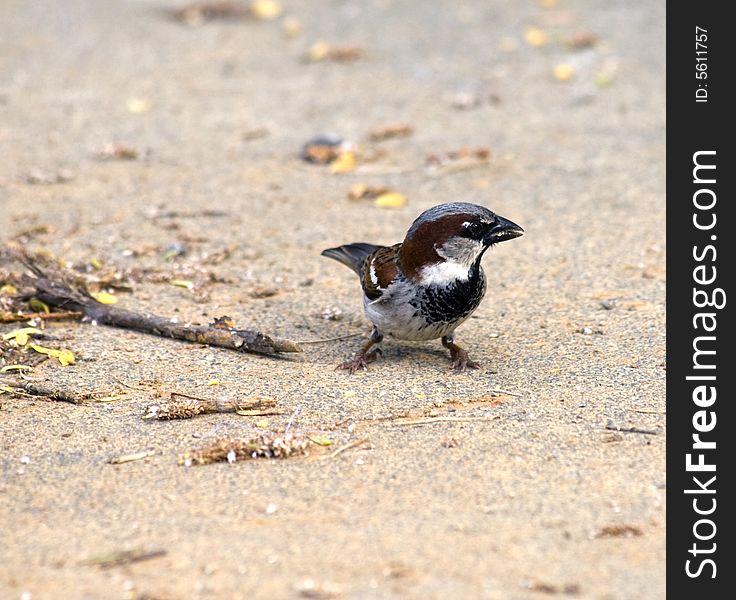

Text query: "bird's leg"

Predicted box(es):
[338, 326, 384, 373]
[442, 334, 479, 371]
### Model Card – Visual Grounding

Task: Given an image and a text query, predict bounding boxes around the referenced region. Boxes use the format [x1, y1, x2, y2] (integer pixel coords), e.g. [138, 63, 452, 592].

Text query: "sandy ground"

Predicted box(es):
[0, 1, 665, 598]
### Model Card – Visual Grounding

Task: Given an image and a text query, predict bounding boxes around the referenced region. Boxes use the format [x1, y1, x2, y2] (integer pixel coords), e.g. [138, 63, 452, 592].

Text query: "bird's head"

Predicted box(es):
[398, 202, 524, 286]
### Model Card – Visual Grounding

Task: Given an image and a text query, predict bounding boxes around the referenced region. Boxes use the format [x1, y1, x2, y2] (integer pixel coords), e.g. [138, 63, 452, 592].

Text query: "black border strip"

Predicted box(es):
[666, 2, 733, 594]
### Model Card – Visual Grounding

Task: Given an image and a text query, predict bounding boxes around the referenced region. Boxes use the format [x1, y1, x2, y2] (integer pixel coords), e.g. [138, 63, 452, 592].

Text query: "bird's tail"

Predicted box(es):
[321, 243, 381, 275]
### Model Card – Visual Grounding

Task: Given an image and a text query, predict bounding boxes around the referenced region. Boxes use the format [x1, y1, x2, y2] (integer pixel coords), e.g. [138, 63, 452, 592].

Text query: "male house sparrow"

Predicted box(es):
[322, 202, 523, 372]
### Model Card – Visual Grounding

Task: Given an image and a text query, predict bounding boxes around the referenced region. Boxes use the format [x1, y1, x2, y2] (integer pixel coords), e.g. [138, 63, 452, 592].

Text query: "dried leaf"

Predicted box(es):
[170, 279, 195, 290]
[126, 98, 152, 114]
[0, 364, 34, 373]
[368, 123, 414, 141]
[307, 434, 333, 447]
[57, 349, 76, 367]
[330, 151, 356, 173]
[91, 291, 118, 305]
[97, 143, 139, 161]
[250, 0, 282, 20]
[523, 27, 547, 47]
[373, 192, 407, 208]
[0, 284, 18, 295]
[301, 135, 344, 164]
[565, 31, 598, 49]
[3, 327, 43, 342]
[27, 343, 75, 367]
[29, 298, 51, 314]
[306, 41, 364, 63]
[348, 183, 390, 201]
[554, 63, 575, 81]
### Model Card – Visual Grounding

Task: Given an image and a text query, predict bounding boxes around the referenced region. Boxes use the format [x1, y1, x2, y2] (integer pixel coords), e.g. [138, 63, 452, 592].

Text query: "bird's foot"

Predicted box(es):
[337, 348, 381, 374]
[442, 336, 479, 371]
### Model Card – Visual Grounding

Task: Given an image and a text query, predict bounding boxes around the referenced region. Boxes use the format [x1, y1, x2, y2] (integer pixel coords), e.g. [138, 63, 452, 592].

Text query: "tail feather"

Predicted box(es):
[321, 243, 381, 275]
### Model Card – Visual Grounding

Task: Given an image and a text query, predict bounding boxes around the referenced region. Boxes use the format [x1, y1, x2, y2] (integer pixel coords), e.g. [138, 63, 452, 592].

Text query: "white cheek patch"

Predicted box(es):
[418, 260, 471, 285]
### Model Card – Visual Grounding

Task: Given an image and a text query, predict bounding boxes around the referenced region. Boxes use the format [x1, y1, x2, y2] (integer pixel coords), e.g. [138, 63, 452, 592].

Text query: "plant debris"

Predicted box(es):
[367, 123, 414, 141]
[564, 31, 598, 50]
[594, 524, 643, 538]
[180, 433, 310, 465]
[96, 143, 139, 161]
[144, 393, 279, 420]
[14, 252, 300, 355]
[305, 41, 364, 63]
[373, 192, 407, 209]
[109, 450, 156, 464]
[301, 135, 346, 164]
[426, 147, 491, 174]
[1, 381, 96, 404]
[605, 420, 658, 435]
[80, 548, 167, 568]
[171, 1, 251, 26]
[527, 581, 581, 595]
[347, 183, 391, 201]
[22, 168, 75, 185]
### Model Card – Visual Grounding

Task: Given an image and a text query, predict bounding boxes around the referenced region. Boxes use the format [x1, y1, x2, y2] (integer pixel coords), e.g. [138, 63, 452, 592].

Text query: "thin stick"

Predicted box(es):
[109, 450, 156, 464]
[325, 437, 370, 459]
[18, 260, 300, 355]
[0, 311, 82, 323]
[387, 415, 501, 426]
[3, 381, 91, 404]
[605, 424, 659, 435]
[295, 333, 363, 344]
[80, 548, 166, 568]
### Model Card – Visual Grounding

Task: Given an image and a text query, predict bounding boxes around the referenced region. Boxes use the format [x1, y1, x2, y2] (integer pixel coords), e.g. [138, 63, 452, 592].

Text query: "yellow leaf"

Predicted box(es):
[58, 349, 76, 367]
[554, 63, 575, 81]
[89, 258, 103, 269]
[374, 192, 407, 208]
[3, 327, 43, 342]
[91, 291, 118, 305]
[28, 343, 58, 358]
[255, 419, 269, 428]
[250, 0, 283, 20]
[170, 279, 194, 290]
[307, 434, 333, 447]
[524, 27, 547, 47]
[307, 40, 330, 62]
[29, 298, 50, 314]
[0, 284, 18, 296]
[0, 364, 33, 373]
[208, 379, 220, 386]
[126, 98, 152, 113]
[330, 151, 356, 173]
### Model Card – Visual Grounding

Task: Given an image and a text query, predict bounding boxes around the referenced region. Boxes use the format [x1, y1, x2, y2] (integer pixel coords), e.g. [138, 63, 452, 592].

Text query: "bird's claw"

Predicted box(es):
[337, 348, 381, 374]
[448, 347, 479, 371]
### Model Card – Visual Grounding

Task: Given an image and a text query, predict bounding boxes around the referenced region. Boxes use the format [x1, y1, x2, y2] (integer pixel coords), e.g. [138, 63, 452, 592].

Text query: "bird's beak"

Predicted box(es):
[486, 215, 524, 245]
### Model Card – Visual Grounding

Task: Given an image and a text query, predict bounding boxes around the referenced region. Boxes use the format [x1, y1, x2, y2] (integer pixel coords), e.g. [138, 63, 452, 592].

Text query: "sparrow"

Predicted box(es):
[321, 202, 524, 372]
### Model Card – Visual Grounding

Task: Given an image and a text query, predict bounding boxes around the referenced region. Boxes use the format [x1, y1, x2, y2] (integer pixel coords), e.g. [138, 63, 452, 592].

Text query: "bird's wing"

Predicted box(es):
[360, 244, 401, 302]
[321, 242, 382, 275]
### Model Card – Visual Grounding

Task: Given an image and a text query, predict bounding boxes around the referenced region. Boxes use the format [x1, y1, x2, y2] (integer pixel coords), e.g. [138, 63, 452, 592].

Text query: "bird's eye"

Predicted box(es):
[465, 221, 483, 237]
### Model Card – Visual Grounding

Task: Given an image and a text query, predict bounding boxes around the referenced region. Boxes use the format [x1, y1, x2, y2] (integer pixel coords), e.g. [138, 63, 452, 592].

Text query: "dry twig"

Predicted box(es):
[15, 254, 300, 356]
